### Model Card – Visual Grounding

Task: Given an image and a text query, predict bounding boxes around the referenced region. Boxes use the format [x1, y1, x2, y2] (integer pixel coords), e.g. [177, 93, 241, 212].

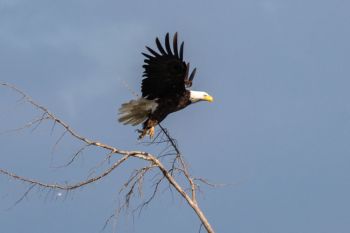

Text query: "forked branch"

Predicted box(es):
[0, 82, 215, 233]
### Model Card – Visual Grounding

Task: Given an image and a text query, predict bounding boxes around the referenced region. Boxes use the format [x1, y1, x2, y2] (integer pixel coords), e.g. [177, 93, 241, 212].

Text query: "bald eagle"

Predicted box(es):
[118, 33, 213, 139]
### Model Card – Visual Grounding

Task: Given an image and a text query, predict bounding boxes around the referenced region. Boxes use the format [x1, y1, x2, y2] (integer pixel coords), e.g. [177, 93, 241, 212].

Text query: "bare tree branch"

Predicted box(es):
[0, 155, 129, 190]
[0, 82, 215, 233]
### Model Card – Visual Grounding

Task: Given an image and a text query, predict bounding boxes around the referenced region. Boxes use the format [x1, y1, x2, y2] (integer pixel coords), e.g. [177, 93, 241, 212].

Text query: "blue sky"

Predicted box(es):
[1, 0, 350, 232]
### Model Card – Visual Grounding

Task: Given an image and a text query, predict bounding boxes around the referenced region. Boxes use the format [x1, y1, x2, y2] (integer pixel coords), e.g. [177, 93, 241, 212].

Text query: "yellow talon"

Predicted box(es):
[137, 127, 155, 140]
[149, 126, 155, 139]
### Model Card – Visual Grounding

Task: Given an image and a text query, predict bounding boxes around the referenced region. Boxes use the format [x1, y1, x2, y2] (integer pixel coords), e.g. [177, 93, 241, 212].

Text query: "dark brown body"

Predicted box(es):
[143, 91, 191, 131]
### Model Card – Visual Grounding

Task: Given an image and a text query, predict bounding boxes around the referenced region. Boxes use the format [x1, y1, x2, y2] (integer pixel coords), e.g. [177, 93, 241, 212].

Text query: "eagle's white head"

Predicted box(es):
[189, 90, 214, 103]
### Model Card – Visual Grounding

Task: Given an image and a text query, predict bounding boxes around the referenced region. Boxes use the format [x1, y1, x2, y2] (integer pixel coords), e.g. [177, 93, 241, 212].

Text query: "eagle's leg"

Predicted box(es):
[148, 126, 155, 138]
[138, 119, 157, 140]
[137, 127, 155, 139]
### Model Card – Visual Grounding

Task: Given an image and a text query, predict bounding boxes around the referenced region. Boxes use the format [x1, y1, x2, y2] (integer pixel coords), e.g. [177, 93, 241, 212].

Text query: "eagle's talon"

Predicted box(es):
[148, 127, 155, 139]
[138, 129, 147, 140]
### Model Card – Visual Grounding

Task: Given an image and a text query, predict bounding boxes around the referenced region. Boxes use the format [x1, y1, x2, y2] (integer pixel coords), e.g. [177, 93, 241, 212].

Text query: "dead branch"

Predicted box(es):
[0, 82, 215, 233]
[0, 154, 129, 190]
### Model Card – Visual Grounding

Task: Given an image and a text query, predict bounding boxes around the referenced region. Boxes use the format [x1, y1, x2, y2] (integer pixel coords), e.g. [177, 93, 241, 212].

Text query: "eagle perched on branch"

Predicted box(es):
[118, 33, 213, 139]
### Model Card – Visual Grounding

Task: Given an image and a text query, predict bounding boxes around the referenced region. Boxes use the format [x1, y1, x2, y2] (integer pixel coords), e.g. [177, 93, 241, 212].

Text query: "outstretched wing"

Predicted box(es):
[141, 32, 196, 100]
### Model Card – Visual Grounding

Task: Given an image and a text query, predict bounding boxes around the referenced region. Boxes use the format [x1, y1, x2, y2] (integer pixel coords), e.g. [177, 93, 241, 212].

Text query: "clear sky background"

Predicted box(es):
[1, 0, 350, 232]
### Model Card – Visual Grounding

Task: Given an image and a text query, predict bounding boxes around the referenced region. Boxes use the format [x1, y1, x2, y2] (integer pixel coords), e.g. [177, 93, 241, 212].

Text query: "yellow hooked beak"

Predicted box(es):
[204, 94, 214, 102]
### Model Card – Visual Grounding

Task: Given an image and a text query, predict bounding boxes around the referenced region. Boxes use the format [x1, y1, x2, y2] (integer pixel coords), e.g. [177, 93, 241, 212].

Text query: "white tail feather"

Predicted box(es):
[118, 98, 158, 126]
